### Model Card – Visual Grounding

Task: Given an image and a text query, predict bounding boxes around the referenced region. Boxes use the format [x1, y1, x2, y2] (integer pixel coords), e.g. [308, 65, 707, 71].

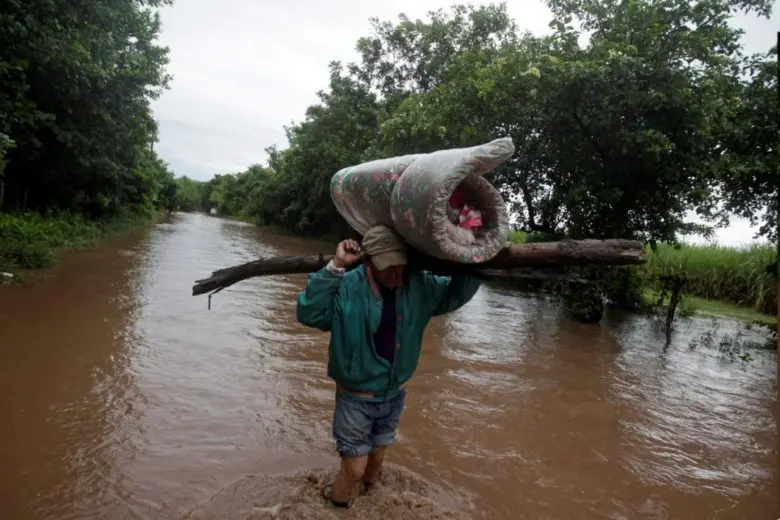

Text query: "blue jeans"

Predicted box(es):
[332, 388, 406, 458]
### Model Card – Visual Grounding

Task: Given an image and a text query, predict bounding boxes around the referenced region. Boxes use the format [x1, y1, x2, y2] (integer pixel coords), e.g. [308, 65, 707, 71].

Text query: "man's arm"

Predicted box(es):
[296, 239, 363, 331]
[296, 261, 345, 331]
[424, 272, 482, 316]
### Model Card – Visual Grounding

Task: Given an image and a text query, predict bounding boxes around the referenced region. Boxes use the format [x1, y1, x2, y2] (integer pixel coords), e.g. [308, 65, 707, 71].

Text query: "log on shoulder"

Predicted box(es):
[192, 239, 645, 296]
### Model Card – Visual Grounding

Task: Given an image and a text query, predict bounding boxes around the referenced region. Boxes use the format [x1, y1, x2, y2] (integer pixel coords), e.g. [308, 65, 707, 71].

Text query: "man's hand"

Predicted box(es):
[333, 239, 364, 269]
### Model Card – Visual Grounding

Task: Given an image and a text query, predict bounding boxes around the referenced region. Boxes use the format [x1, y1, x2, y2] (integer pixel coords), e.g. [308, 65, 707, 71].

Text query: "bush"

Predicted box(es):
[0, 212, 103, 272]
[12, 242, 55, 269]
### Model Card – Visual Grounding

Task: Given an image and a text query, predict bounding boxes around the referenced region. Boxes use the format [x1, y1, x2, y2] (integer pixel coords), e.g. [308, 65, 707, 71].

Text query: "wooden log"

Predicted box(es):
[410, 239, 646, 273]
[192, 239, 645, 296]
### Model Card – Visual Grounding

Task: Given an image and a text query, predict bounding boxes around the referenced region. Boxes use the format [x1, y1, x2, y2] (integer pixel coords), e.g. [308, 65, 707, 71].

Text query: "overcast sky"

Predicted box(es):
[151, 0, 778, 246]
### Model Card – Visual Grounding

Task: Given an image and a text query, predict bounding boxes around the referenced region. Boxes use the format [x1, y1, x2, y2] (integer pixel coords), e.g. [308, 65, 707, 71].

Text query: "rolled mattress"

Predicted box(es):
[330, 137, 514, 263]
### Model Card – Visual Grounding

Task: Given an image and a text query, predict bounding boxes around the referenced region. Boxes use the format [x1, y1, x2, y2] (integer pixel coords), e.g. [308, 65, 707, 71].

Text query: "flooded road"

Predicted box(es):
[0, 212, 776, 519]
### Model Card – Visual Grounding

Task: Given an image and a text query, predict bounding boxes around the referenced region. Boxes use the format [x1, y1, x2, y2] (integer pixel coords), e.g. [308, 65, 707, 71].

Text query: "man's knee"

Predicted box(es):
[341, 455, 368, 481]
[363, 446, 388, 484]
[368, 446, 388, 464]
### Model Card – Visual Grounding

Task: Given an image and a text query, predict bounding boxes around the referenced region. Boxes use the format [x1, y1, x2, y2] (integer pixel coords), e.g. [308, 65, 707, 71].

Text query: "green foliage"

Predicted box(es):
[0, 210, 157, 273]
[0, 212, 101, 270]
[0, 0, 174, 218]
[715, 47, 778, 242]
[511, 228, 644, 320]
[0, 133, 14, 178]
[641, 243, 777, 314]
[185, 1, 775, 323]
[174, 176, 205, 212]
[509, 231, 777, 319]
[0, 0, 175, 274]
[508, 230, 529, 243]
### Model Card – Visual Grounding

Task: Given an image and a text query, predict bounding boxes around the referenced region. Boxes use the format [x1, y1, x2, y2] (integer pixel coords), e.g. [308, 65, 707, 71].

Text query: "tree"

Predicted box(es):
[716, 46, 778, 242]
[0, 0, 173, 218]
[349, 4, 519, 96]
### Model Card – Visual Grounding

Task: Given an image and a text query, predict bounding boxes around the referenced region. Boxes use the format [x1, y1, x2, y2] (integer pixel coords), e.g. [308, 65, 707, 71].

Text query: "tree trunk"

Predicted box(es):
[192, 239, 646, 296]
[664, 276, 686, 346]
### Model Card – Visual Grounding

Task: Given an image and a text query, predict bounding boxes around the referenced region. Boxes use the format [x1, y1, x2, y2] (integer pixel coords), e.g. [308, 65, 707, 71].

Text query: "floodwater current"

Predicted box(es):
[0, 213, 776, 519]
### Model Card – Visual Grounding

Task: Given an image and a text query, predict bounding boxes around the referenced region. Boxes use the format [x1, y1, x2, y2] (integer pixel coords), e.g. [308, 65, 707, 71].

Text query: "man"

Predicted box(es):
[296, 225, 481, 508]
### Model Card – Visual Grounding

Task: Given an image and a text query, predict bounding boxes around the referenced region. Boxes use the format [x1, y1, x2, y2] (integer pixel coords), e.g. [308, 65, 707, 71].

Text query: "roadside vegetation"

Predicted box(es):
[0, 0, 177, 277]
[0, 211, 164, 278]
[509, 230, 776, 323]
[641, 243, 776, 317]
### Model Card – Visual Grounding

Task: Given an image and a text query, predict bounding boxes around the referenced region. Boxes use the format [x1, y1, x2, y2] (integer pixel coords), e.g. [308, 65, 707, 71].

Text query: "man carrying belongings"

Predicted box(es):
[296, 224, 481, 508]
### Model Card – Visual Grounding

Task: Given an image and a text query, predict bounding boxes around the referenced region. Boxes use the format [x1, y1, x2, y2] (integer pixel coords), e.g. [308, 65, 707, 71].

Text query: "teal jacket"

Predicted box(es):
[296, 263, 481, 402]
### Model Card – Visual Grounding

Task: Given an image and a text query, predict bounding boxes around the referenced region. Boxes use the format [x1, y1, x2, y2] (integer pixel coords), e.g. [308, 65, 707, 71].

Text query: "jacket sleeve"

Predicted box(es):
[424, 272, 482, 317]
[296, 261, 344, 331]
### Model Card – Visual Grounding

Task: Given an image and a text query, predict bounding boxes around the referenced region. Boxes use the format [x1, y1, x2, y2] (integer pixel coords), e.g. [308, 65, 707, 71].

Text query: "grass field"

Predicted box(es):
[640, 242, 776, 316]
[509, 230, 777, 322]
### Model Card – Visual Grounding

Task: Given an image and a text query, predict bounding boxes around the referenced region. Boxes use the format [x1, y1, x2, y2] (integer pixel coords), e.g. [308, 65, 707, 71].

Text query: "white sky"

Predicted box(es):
[151, 0, 778, 246]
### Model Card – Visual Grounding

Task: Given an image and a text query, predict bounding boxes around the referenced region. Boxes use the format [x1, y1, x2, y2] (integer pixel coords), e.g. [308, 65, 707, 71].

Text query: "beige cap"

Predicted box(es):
[371, 249, 408, 271]
[362, 225, 408, 270]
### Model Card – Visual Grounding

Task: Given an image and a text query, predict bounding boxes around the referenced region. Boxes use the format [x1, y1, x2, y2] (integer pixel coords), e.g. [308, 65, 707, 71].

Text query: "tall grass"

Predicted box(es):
[509, 230, 529, 243]
[641, 243, 776, 315]
[508, 230, 777, 316]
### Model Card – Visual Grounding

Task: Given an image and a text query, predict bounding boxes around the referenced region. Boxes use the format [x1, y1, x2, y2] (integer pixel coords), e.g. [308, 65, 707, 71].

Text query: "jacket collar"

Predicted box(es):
[364, 264, 381, 299]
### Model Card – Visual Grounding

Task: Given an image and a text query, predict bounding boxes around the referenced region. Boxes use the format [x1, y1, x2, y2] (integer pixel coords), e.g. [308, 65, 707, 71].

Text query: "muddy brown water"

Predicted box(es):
[0, 213, 776, 519]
